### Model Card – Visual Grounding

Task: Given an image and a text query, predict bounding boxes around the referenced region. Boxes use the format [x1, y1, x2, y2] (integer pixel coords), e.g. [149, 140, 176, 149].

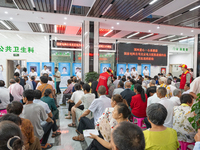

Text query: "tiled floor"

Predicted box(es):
[47, 93, 92, 150]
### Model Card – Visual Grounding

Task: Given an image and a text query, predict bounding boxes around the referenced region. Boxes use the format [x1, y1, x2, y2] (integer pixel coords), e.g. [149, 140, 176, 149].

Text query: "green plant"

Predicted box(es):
[188, 93, 200, 131]
[85, 72, 99, 83]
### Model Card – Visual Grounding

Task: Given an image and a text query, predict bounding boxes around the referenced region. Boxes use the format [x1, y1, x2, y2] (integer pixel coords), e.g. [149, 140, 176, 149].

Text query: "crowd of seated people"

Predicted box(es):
[2, 67, 200, 150]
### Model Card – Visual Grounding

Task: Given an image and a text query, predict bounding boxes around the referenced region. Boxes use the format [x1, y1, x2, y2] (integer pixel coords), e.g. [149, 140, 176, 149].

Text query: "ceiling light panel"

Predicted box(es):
[0, 21, 11, 29]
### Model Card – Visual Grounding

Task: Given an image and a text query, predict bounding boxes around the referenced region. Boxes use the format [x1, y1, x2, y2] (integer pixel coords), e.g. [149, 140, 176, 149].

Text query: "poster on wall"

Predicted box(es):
[72, 63, 82, 76]
[27, 62, 40, 77]
[161, 67, 166, 75]
[100, 63, 111, 73]
[58, 63, 70, 76]
[141, 64, 151, 77]
[42, 62, 55, 76]
[117, 64, 126, 76]
[128, 64, 138, 72]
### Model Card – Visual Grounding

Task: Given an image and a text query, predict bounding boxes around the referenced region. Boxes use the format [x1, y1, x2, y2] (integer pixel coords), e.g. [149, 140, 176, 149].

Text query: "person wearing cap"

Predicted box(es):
[96, 69, 113, 95]
[179, 64, 192, 92]
[41, 65, 50, 76]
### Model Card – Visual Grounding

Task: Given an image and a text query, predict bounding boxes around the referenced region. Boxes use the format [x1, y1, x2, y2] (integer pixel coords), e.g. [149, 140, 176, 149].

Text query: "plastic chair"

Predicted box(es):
[133, 117, 146, 129]
[0, 109, 7, 117]
[178, 141, 195, 150]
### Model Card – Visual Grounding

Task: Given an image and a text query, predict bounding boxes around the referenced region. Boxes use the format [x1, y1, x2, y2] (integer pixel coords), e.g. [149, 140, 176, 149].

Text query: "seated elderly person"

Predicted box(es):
[144, 103, 179, 150]
[112, 81, 124, 96]
[157, 77, 167, 88]
[166, 78, 177, 99]
[146, 80, 157, 97]
[169, 89, 181, 106]
[182, 83, 190, 95]
[173, 94, 196, 143]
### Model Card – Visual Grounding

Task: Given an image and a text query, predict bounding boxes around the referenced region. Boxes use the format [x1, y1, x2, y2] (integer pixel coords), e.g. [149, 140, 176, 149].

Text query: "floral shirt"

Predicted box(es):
[173, 104, 196, 143]
[95, 107, 117, 131]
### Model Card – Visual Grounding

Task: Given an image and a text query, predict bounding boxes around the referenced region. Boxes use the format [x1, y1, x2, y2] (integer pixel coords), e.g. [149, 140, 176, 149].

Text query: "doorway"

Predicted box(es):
[169, 64, 182, 78]
[6, 59, 26, 87]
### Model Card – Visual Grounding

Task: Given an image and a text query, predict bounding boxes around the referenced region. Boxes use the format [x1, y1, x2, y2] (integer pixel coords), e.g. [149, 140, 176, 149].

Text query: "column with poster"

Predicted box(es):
[73, 63, 82, 80]
[128, 64, 138, 79]
[27, 62, 40, 80]
[117, 64, 126, 77]
[41, 62, 55, 77]
[100, 63, 111, 73]
[58, 63, 71, 88]
[141, 64, 151, 77]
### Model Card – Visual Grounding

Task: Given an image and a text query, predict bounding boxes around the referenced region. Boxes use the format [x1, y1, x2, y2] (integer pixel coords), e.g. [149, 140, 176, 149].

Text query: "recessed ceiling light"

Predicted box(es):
[117, 22, 119, 25]
[64, 22, 66, 25]
[181, 33, 183, 35]
[10, 18, 13, 20]
[157, 26, 160, 29]
[191, 30, 194, 32]
[148, 30, 151, 32]
[64, 17, 67, 20]
[111, 26, 114, 29]
[5, 12, 8, 14]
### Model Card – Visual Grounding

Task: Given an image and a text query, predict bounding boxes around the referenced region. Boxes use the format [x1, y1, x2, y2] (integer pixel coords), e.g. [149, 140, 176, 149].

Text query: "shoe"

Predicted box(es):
[60, 104, 66, 106]
[41, 143, 53, 149]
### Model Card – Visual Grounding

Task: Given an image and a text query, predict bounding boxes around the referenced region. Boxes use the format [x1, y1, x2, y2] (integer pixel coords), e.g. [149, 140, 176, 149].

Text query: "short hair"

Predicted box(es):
[118, 81, 124, 88]
[160, 73, 163, 76]
[43, 73, 48, 78]
[55, 67, 58, 69]
[0, 121, 24, 150]
[180, 94, 193, 104]
[31, 76, 35, 81]
[67, 79, 72, 84]
[31, 68, 35, 71]
[136, 80, 142, 85]
[157, 87, 167, 97]
[149, 87, 156, 94]
[34, 90, 42, 99]
[40, 76, 48, 83]
[23, 90, 35, 101]
[23, 67, 27, 72]
[190, 68, 193, 72]
[98, 86, 106, 95]
[48, 77, 52, 81]
[167, 78, 172, 85]
[14, 72, 20, 77]
[44, 89, 52, 97]
[125, 81, 131, 88]
[9, 79, 16, 84]
[116, 103, 131, 119]
[130, 79, 136, 85]
[150, 80, 156, 85]
[121, 78, 126, 82]
[16, 64, 20, 68]
[112, 122, 145, 150]
[154, 76, 158, 80]
[44, 65, 47, 67]
[173, 89, 181, 96]
[118, 75, 121, 79]
[159, 77, 167, 83]
[14, 77, 20, 83]
[113, 76, 117, 80]
[7, 101, 23, 116]
[74, 83, 81, 91]
[186, 83, 190, 88]
[139, 75, 142, 78]
[127, 76, 131, 80]
[147, 103, 167, 126]
[80, 81, 84, 87]
[83, 83, 90, 93]
[24, 76, 28, 80]
[0, 114, 21, 126]
[0, 80, 5, 87]
[158, 73, 161, 75]
[88, 78, 93, 83]
[126, 68, 129, 70]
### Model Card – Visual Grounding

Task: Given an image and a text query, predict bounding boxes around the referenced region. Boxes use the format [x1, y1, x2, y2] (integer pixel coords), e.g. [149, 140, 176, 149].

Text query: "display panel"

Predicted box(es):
[72, 63, 82, 76]
[141, 64, 151, 76]
[42, 62, 55, 76]
[100, 63, 111, 73]
[27, 62, 40, 76]
[58, 63, 71, 76]
[118, 43, 167, 66]
[128, 64, 138, 71]
[117, 64, 126, 76]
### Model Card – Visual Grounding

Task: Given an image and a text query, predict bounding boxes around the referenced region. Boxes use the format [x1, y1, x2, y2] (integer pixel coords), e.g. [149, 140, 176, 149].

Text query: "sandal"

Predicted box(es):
[68, 123, 76, 128]
[76, 129, 81, 135]
[72, 135, 85, 142]
[41, 143, 53, 149]
[51, 131, 61, 138]
[65, 116, 71, 119]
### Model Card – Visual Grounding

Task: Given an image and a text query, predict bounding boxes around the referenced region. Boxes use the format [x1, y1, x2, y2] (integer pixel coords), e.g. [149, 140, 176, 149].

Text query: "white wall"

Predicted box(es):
[169, 53, 193, 68]
[0, 32, 49, 85]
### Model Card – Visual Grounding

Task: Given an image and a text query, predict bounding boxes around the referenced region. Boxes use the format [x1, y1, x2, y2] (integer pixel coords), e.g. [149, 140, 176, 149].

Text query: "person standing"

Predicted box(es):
[53, 67, 61, 94]
[29, 68, 37, 79]
[8, 78, 23, 102]
[21, 67, 28, 79]
[96, 69, 112, 95]
[41, 65, 49, 76]
[0, 65, 4, 81]
[15, 64, 21, 74]
[143, 66, 149, 76]
[179, 64, 192, 91]
[131, 67, 138, 79]
[124, 68, 131, 79]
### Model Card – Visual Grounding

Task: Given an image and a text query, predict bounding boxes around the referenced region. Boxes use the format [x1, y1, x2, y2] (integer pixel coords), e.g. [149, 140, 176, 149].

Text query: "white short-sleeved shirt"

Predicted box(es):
[15, 68, 20, 74]
[41, 69, 49, 75]
[131, 70, 138, 77]
[33, 99, 51, 114]
[76, 71, 82, 79]
[190, 77, 200, 95]
[88, 95, 111, 125]
[124, 72, 131, 78]
[29, 72, 37, 77]
[71, 90, 84, 104]
[143, 69, 149, 76]
[147, 93, 160, 107]
[169, 96, 181, 106]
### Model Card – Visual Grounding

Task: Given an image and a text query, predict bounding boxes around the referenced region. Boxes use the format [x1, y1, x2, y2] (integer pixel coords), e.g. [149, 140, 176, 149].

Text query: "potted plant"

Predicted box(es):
[85, 72, 99, 83]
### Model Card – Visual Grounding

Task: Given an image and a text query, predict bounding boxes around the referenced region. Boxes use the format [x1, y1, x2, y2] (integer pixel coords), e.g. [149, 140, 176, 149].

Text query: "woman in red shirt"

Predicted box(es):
[130, 84, 147, 118]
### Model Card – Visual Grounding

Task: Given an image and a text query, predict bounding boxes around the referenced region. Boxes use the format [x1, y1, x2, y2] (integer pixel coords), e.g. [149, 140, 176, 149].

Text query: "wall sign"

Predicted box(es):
[0, 46, 34, 53]
[118, 43, 167, 66]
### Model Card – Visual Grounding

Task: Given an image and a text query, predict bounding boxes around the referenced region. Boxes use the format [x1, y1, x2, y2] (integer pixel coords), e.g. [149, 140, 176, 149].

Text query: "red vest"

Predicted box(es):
[96, 72, 110, 94]
[180, 71, 192, 89]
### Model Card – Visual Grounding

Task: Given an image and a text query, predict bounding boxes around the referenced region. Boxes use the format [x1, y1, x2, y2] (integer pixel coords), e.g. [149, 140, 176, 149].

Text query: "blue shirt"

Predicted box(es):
[32, 81, 36, 90]
[194, 142, 200, 150]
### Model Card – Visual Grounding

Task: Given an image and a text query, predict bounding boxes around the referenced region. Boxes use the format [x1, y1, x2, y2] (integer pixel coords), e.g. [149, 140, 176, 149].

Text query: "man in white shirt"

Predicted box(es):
[124, 68, 131, 79]
[147, 89, 160, 107]
[182, 83, 190, 95]
[131, 67, 138, 79]
[41, 65, 49, 76]
[72, 85, 111, 142]
[29, 68, 37, 79]
[190, 77, 200, 99]
[14, 64, 21, 74]
[143, 66, 149, 76]
[157, 87, 175, 128]
[170, 89, 181, 106]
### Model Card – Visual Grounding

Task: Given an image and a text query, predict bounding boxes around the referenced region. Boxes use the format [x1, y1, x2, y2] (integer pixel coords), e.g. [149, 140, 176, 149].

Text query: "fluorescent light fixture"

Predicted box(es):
[159, 35, 175, 41]
[163, 14, 182, 23]
[0, 21, 11, 29]
[39, 24, 44, 32]
[44, 36, 47, 41]
[64, 17, 67, 20]
[10, 18, 13, 20]
[157, 26, 160, 29]
[55, 37, 57, 41]
[181, 33, 183, 35]
[104, 30, 113, 36]
[111, 26, 114, 29]
[191, 30, 194, 32]
[30, 0, 36, 7]
[54, 25, 57, 33]
[64, 22, 66, 25]
[16, 34, 22, 39]
[127, 32, 140, 38]
[149, 0, 158, 5]
[179, 37, 194, 43]
[54, 0, 56, 10]
[130, 8, 144, 18]
[170, 36, 188, 42]
[148, 30, 151, 32]
[5, 11, 8, 14]
[84, 32, 88, 36]
[117, 22, 119, 25]
[13, 0, 19, 9]
[139, 33, 153, 40]
[102, 4, 112, 15]
[190, 5, 200, 11]
[0, 33, 8, 38]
